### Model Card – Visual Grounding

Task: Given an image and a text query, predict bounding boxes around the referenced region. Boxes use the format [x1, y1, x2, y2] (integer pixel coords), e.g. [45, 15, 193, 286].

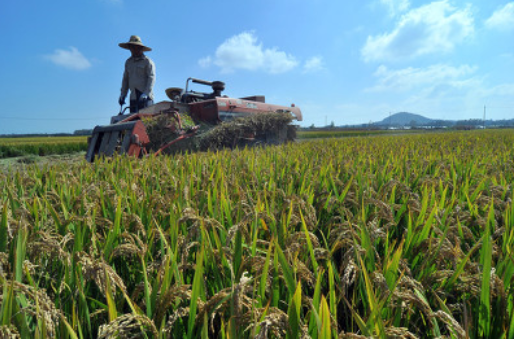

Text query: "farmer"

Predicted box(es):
[118, 35, 156, 113]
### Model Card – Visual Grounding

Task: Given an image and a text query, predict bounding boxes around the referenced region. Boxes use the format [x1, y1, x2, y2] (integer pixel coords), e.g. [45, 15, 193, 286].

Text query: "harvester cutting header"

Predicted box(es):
[85, 77, 303, 162]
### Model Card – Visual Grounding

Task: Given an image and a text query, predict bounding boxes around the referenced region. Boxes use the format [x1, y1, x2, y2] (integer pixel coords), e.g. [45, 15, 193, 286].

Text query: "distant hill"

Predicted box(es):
[376, 112, 434, 126]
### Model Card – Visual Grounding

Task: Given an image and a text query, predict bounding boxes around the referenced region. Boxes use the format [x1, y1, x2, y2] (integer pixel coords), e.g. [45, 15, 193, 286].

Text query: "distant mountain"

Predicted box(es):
[327, 111, 512, 129]
[376, 112, 434, 126]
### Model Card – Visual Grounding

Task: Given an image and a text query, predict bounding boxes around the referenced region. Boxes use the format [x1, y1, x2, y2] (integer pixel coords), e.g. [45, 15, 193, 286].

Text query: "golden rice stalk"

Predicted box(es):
[97, 313, 158, 339]
[366, 218, 387, 243]
[365, 196, 395, 223]
[179, 207, 203, 239]
[431, 310, 466, 339]
[121, 214, 148, 239]
[292, 260, 316, 288]
[328, 221, 359, 250]
[284, 195, 318, 231]
[154, 284, 192, 329]
[27, 230, 72, 265]
[285, 231, 321, 253]
[179, 242, 199, 272]
[226, 221, 252, 247]
[0, 252, 10, 277]
[7, 280, 61, 337]
[194, 272, 254, 332]
[79, 253, 127, 296]
[384, 326, 419, 338]
[0, 325, 21, 339]
[111, 232, 147, 260]
[338, 333, 371, 339]
[6, 206, 31, 235]
[251, 307, 289, 339]
[342, 257, 360, 293]
[314, 247, 331, 262]
[164, 307, 191, 336]
[371, 272, 391, 300]
[251, 309, 311, 339]
[240, 255, 272, 288]
[339, 326, 419, 338]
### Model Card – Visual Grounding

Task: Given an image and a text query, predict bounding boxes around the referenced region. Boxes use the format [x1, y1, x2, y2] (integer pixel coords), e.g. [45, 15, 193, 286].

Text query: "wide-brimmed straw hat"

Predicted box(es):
[119, 35, 152, 52]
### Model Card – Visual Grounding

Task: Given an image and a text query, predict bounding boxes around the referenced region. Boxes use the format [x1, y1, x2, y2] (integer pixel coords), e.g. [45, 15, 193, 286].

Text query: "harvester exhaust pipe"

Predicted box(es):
[185, 78, 225, 96]
[185, 78, 209, 93]
[190, 78, 213, 86]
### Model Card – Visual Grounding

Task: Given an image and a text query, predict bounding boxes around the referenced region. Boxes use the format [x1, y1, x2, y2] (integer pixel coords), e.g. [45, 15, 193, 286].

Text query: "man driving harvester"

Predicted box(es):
[118, 35, 156, 113]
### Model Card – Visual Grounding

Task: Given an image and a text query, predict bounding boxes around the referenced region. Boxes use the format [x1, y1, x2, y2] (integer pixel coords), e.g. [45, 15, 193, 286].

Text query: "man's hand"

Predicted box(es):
[139, 93, 148, 102]
[118, 94, 126, 106]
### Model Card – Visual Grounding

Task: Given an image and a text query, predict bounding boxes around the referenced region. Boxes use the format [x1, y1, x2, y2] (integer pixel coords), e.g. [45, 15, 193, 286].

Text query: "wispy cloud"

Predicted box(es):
[485, 2, 514, 31]
[303, 56, 325, 73]
[379, 0, 410, 16]
[362, 63, 514, 120]
[45, 47, 92, 70]
[199, 31, 298, 74]
[367, 63, 478, 92]
[198, 56, 212, 68]
[362, 0, 474, 62]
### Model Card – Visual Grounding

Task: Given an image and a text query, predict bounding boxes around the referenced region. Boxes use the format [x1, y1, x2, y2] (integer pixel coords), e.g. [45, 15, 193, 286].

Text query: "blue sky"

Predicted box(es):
[1, 0, 513, 134]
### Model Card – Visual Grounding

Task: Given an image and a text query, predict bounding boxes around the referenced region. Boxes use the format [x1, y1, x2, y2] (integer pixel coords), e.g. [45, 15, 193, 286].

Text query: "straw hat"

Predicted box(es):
[119, 35, 152, 52]
[165, 87, 183, 101]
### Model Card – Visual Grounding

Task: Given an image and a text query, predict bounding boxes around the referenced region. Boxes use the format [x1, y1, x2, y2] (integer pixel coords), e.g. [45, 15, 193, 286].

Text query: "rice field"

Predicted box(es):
[297, 129, 393, 139]
[0, 129, 513, 338]
[0, 136, 87, 158]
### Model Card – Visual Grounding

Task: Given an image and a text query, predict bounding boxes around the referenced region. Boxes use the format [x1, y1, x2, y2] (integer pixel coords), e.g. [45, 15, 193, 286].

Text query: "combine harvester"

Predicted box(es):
[85, 78, 302, 162]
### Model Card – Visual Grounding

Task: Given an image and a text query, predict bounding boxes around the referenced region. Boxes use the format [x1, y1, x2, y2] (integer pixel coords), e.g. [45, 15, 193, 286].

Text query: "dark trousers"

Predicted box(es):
[130, 98, 153, 113]
[130, 89, 153, 113]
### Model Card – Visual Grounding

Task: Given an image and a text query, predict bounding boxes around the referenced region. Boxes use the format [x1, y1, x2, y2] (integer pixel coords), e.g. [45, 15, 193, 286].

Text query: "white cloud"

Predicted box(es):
[201, 31, 298, 74]
[45, 47, 92, 70]
[485, 2, 514, 31]
[379, 0, 410, 16]
[362, 0, 474, 62]
[367, 63, 478, 92]
[303, 56, 325, 73]
[198, 56, 212, 68]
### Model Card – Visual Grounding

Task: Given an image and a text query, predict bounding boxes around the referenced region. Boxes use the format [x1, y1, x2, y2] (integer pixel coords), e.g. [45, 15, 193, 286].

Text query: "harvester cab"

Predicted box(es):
[85, 77, 302, 162]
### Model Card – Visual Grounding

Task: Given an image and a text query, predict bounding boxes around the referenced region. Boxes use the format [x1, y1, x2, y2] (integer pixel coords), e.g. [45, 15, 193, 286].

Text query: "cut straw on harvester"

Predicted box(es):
[142, 111, 296, 155]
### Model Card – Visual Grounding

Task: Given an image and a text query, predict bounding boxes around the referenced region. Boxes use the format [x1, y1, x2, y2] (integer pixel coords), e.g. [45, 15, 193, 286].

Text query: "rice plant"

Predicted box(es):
[0, 129, 512, 338]
[0, 136, 88, 158]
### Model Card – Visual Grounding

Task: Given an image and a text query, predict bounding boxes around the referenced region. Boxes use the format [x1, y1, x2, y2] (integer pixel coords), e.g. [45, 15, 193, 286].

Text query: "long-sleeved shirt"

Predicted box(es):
[120, 54, 156, 101]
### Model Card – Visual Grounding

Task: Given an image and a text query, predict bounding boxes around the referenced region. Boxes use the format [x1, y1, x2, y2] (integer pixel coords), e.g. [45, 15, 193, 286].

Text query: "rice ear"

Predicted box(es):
[98, 313, 158, 339]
